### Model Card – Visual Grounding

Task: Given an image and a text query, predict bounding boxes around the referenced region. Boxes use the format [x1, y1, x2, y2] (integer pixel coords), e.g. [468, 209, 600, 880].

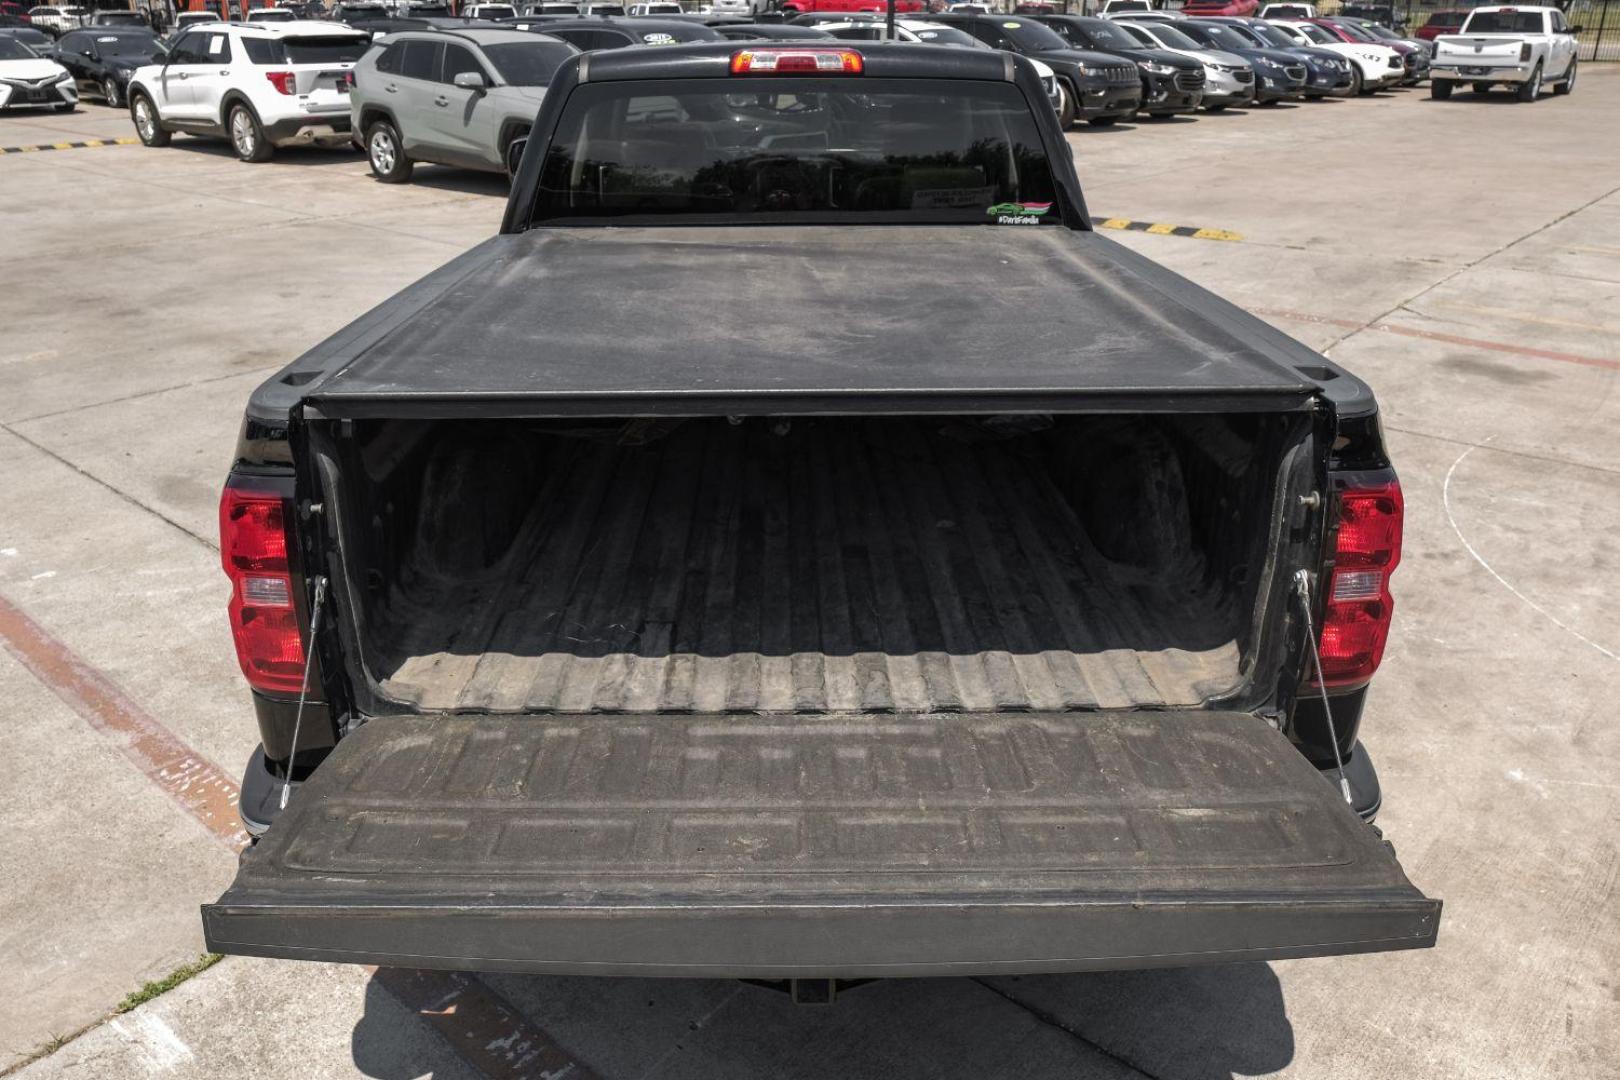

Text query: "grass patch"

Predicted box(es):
[115, 953, 223, 1014]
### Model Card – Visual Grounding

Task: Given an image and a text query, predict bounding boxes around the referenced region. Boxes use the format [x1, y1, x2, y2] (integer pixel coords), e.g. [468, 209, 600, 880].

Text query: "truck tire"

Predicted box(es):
[1516, 63, 1541, 101]
[1429, 79, 1452, 100]
[367, 119, 413, 183]
[130, 92, 169, 146]
[228, 103, 274, 163]
[1554, 58, 1575, 95]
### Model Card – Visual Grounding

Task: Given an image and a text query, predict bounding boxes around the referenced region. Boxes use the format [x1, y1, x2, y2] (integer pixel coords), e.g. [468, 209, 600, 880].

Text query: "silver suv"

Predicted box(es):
[349, 28, 576, 183]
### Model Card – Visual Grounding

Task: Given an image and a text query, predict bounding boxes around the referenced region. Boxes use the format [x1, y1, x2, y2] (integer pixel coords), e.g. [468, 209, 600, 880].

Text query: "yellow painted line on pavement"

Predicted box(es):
[0, 136, 140, 155]
[1092, 216, 1243, 242]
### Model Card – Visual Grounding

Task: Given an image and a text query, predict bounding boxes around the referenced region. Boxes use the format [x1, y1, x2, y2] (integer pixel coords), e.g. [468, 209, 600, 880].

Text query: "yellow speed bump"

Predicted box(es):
[1092, 216, 1243, 242]
[0, 136, 140, 156]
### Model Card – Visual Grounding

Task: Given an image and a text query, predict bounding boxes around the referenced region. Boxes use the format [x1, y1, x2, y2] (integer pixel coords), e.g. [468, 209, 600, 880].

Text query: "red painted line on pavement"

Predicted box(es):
[1253, 307, 1620, 373]
[0, 589, 590, 1080]
[0, 590, 248, 849]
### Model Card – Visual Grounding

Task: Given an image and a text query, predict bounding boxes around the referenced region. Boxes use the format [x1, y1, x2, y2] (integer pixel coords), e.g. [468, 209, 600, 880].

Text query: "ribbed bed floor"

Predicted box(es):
[371, 420, 1244, 713]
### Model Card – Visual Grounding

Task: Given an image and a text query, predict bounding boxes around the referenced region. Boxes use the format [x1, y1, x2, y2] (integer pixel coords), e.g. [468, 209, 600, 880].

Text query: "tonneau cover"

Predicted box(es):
[304, 227, 1320, 418]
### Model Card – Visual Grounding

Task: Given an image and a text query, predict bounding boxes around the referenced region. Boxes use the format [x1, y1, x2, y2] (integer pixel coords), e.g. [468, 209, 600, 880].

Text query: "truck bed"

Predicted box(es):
[299, 226, 1320, 418]
[373, 418, 1245, 714]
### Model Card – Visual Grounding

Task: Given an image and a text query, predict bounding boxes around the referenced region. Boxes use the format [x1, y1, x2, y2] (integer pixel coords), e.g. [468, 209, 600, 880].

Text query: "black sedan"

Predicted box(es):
[1036, 15, 1205, 117]
[915, 12, 1142, 128]
[1202, 17, 1354, 98]
[1175, 19, 1307, 103]
[51, 26, 161, 108]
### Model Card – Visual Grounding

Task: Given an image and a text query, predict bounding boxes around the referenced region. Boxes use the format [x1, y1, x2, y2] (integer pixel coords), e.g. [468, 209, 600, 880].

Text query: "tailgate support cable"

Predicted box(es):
[281, 575, 329, 811]
[1293, 569, 1353, 806]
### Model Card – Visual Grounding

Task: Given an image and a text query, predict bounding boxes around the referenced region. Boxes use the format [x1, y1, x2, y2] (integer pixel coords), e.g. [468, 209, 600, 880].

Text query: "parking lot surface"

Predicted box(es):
[3, 72, 1619, 1080]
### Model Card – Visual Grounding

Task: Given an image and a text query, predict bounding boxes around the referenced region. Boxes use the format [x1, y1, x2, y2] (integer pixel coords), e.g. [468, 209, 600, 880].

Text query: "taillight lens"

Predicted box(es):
[1315, 480, 1403, 687]
[1519, 42, 1532, 62]
[265, 70, 297, 95]
[220, 483, 305, 694]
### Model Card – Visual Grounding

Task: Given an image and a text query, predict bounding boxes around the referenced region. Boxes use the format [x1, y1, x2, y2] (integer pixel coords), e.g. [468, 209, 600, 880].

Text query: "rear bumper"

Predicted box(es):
[263, 112, 352, 146]
[1431, 62, 1534, 83]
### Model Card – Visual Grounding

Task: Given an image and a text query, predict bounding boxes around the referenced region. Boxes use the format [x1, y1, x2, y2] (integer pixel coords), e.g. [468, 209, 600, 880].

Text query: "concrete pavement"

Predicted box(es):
[2, 73, 1618, 1079]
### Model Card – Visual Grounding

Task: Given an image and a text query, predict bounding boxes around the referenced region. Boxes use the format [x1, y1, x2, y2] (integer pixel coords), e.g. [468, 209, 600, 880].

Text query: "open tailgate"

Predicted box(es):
[204, 712, 1438, 977]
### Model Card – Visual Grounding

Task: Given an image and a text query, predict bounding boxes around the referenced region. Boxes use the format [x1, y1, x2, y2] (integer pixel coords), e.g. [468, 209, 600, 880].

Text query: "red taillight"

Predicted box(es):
[220, 484, 305, 694]
[730, 48, 864, 75]
[1315, 480, 1403, 687]
[265, 70, 297, 95]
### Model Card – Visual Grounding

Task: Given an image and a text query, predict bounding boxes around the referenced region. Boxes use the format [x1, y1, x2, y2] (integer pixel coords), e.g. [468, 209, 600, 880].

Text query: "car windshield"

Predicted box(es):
[1069, 19, 1133, 49]
[1220, 24, 1265, 46]
[1358, 22, 1399, 40]
[1294, 23, 1334, 43]
[1187, 23, 1247, 50]
[994, 18, 1069, 50]
[907, 24, 983, 46]
[482, 39, 574, 83]
[1137, 23, 1199, 50]
[93, 33, 157, 56]
[532, 78, 1062, 227]
[1248, 24, 1298, 48]
[1332, 21, 1380, 42]
[0, 36, 32, 57]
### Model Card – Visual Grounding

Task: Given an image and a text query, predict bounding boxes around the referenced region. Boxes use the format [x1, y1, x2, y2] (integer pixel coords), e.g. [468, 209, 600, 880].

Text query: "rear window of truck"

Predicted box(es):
[1461, 10, 1546, 33]
[530, 78, 1063, 226]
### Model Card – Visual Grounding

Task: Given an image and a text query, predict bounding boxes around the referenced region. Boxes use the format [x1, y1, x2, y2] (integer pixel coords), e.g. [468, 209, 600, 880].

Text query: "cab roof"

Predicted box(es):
[576, 39, 1015, 82]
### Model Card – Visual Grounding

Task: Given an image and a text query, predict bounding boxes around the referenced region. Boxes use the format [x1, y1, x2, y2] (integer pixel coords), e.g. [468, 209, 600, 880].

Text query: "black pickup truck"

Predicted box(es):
[205, 42, 1438, 982]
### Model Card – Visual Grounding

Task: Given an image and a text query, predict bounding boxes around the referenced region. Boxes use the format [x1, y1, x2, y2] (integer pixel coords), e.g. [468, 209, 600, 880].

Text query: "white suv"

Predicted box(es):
[126, 21, 369, 163]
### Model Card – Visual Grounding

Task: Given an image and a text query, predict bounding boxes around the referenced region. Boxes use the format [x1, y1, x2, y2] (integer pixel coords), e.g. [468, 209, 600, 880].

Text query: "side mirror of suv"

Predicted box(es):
[452, 69, 487, 90]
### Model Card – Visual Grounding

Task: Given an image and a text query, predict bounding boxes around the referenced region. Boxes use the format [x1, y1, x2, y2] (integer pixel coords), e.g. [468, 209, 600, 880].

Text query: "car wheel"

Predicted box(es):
[1055, 81, 1076, 129]
[1554, 58, 1575, 95]
[367, 120, 413, 183]
[1430, 79, 1452, 100]
[102, 78, 120, 108]
[228, 103, 274, 162]
[1516, 63, 1542, 102]
[130, 92, 169, 145]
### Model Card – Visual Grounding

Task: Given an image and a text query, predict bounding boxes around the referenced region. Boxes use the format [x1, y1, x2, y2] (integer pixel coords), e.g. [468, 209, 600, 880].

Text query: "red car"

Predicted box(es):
[0, 1, 31, 19]
[1181, 0, 1260, 16]
[780, 0, 925, 13]
[1415, 9, 1468, 40]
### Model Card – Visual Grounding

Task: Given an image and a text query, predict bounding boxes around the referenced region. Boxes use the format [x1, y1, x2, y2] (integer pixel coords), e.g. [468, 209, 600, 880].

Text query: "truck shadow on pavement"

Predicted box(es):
[350, 962, 1292, 1079]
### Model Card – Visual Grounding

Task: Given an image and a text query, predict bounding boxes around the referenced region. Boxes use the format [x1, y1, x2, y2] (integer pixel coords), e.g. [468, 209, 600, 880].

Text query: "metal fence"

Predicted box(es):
[1390, 0, 1619, 60]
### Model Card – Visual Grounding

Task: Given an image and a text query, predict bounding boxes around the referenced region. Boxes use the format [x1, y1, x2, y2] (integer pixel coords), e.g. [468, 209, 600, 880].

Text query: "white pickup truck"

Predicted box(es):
[1430, 5, 1580, 101]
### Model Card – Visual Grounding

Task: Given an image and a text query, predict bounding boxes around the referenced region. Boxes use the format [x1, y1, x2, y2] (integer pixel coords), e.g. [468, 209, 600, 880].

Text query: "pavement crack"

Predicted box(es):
[9, 365, 280, 426]
[0, 421, 217, 552]
[1316, 177, 1620, 354]
[970, 979, 1162, 1080]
